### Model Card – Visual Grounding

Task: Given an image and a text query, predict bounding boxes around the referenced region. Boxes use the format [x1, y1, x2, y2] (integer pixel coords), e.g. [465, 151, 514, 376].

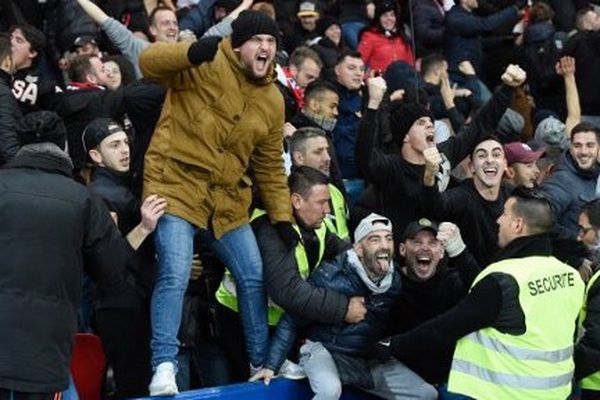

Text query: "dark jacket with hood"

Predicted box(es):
[412, 0, 445, 58]
[541, 151, 600, 242]
[0, 146, 132, 393]
[444, 4, 519, 74]
[265, 249, 401, 371]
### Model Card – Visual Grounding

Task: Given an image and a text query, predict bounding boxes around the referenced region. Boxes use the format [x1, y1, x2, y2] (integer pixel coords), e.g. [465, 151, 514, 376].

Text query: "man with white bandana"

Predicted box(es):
[251, 213, 438, 400]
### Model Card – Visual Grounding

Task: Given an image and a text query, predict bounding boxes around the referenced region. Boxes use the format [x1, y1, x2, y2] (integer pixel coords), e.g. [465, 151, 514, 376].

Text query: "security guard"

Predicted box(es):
[381, 188, 584, 400]
[214, 167, 365, 380]
[575, 199, 600, 400]
[288, 127, 350, 240]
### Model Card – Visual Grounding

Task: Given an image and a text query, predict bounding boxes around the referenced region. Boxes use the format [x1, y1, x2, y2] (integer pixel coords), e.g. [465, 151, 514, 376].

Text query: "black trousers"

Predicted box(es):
[95, 307, 151, 399]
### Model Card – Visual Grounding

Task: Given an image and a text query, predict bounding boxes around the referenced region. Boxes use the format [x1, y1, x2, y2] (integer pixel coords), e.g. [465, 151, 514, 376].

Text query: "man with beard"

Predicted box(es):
[251, 213, 438, 400]
[390, 219, 481, 385]
[288, 127, 350, 239]
[575, 199, 600, 399]
[381, 188, 585, 400]
[503, 142, 544, 189]
[542, 123, 600, 281]
[419, 136, 512, 266]
[139, 11, 294, 395]
[542, 123, 600, 249]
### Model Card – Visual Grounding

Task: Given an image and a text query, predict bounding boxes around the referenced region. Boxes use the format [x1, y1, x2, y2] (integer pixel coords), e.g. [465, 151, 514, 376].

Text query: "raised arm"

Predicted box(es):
[556, 56, 581, 137]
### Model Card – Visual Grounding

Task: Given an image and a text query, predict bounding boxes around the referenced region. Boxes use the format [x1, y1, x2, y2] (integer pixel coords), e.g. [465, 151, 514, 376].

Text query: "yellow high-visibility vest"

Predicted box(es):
[448, 256, 584, 400]
[579, 269, 600, 390]
[215, 209, 327, 325]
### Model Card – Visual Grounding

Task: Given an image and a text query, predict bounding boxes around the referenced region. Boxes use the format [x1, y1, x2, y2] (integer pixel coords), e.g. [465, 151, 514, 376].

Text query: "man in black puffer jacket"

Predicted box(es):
[0, 112, 134, 398]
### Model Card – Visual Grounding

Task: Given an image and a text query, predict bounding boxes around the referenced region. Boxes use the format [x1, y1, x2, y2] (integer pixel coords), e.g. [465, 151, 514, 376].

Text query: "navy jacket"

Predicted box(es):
[330, 81, 363, 179]
[264, 250, 401, 371]
[444, 4, 519, 73]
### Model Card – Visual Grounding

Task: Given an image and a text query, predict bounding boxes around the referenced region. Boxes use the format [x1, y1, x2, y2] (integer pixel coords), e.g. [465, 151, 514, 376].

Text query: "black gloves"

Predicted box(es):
[371, 338, 394, 362]
[275, 221, 299, 250]
[187, 36, 222, 65]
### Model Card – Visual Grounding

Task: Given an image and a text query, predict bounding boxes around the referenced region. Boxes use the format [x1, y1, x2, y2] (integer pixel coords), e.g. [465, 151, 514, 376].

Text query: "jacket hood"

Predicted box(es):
[8, 143, 73, 176]
[220, 37, 276, 86]
[558, 150, 600, 180]
[524, 21, 555, 44]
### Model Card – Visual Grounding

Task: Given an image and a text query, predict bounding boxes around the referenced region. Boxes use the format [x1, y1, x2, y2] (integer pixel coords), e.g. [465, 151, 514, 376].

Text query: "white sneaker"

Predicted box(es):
[149, 362, 179, 396]
[278, 359, 306, 380]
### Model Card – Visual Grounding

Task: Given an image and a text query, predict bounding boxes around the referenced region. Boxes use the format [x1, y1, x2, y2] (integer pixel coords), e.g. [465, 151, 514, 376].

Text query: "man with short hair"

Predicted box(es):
[279, 46, 323, 114]
[575, 199, 600, 400]
[542, 122, 600, 243]
[84, 118, 166, 398]
[355, 65, 525, 247]
[503, 142, 543, 188]
[330, 51, 365, 197]
[139, 11, 294, 395]
[420, 135, 511, 269]
[383, 188, 585, 400]
[288, 127, 350, 239]
[253, 213, 438, 400]
[10, 24, 62, 114]
[391, 219, 480, 384]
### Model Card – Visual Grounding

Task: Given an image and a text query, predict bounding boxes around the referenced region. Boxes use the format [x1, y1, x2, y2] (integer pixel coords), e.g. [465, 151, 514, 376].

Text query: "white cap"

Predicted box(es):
[354, 213, 393, 243]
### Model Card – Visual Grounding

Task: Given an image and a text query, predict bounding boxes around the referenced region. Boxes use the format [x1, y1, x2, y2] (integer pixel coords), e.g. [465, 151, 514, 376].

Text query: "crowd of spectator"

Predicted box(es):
[2, 0, 600, 399]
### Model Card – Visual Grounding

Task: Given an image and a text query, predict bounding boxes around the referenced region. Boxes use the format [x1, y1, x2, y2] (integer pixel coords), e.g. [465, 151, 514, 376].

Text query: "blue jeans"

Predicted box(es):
[341, 20, 368, 50]
[151, 214, 268, 369]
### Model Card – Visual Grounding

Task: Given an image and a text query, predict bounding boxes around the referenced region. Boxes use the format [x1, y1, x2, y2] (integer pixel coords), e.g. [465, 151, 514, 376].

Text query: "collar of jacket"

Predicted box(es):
[220, 37, 276, 87]
[491, 233, 552, 263]
[7, 144, 73, 177]
[563, 150, 600, 179]
[92, 166, 131, 186]
[0, 69, 11, 85]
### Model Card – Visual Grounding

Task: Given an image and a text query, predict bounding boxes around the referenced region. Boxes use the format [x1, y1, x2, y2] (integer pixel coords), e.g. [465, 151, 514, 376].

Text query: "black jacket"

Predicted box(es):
[59, 81, 164, 173]
[353, 85, 513, 243]
[388, 234, 557, 381]
[12, 66, 62, 115]
[88, 167, 156, 308]
[419, 179, 513, 266]
[0, 70, 21, 165]
[389, 250, 481, 383]
[0, 147, 132, 392]
[565, 30, 600, 116]
[253, 214, 351, 324]
[412, 0, 445, 58]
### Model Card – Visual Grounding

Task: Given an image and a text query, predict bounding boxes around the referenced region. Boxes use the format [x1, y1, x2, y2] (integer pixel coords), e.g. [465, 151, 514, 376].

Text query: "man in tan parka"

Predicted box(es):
[139, 11, 294, 396]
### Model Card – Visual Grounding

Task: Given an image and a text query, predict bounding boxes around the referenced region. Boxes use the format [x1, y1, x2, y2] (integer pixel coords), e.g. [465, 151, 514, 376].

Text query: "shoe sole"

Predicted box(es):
[149, 385, 179, 397]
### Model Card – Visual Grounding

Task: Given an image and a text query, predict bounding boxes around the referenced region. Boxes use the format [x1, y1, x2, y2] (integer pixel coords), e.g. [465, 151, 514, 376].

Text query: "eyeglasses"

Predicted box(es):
[580, 225, 596, 235]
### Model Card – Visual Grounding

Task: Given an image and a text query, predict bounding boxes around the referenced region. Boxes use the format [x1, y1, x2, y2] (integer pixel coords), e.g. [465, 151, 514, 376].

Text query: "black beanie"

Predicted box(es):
[374, 0, 397, 21]
[16, 111, 67, 150]
[316, 15, 339, 37]
[389, 102, 435, 147]
[82, 118, 125, 154]
[230, 10, 279, 48]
